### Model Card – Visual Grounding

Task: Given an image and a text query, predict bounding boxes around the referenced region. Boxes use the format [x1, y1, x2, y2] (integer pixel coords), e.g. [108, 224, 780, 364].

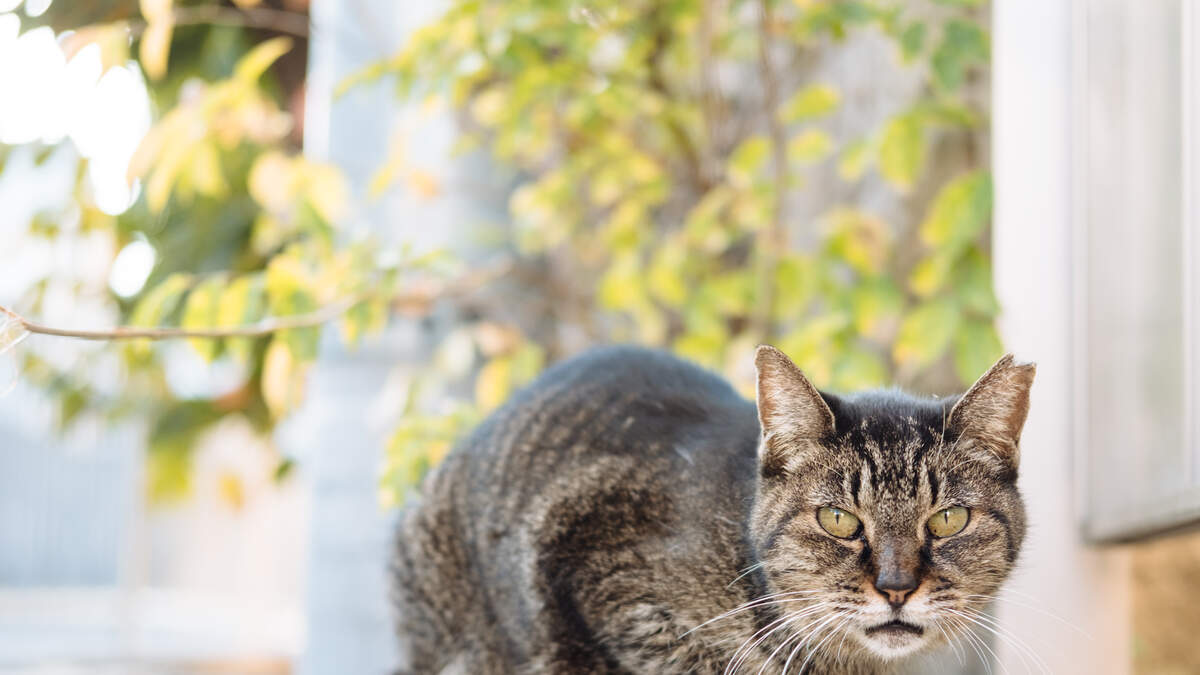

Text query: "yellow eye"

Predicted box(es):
[817, 507, 861, 539]
[927, 506, 970, 538]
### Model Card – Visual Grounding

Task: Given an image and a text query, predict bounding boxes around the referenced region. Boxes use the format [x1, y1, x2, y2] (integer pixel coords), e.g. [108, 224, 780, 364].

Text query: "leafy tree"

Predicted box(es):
[364, 0, 998, 503]
[0, 0, 998, 507]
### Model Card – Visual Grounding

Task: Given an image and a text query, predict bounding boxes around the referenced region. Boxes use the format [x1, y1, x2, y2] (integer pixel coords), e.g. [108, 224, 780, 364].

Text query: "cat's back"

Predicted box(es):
[391, 346, 761, 673]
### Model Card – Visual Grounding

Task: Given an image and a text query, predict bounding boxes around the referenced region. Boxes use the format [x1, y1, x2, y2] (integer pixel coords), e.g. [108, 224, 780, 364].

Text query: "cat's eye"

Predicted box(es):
[927, 506, 970, 538]
[817, 507, 861, 539]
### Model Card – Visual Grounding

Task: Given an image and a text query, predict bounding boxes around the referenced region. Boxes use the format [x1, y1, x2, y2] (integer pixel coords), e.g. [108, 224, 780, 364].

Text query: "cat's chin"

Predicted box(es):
[859, 619, 929, 660]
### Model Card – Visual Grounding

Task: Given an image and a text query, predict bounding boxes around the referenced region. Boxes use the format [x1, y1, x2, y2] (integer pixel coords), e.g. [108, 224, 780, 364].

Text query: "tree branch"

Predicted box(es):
[752, 0, 788, 344]
[1, 296, 362, 342]
[0, 258, 513, 344]
[128, 5, 310, 40]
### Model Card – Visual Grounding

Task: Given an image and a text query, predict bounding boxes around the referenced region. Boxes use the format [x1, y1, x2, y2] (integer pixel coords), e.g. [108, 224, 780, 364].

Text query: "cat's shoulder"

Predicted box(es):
[531, 345, 745, 405]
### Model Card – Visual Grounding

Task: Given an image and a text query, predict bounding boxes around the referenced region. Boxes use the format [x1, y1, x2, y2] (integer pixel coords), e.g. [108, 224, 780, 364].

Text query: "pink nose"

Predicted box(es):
[874, 582, 917, 609]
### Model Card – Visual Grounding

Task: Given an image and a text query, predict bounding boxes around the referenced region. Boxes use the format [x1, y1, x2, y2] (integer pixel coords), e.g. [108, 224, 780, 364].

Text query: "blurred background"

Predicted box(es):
[0, 0, 1195, 673]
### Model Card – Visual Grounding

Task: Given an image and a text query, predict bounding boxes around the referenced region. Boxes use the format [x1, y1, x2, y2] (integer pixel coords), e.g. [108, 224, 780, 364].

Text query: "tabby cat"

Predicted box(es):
[391, 345, 1035, 674]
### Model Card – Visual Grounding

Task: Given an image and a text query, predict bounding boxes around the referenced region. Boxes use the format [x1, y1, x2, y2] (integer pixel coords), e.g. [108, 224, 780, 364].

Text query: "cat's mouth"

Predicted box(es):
[864, 620, 925, 638]
[859, 618, 928, 659]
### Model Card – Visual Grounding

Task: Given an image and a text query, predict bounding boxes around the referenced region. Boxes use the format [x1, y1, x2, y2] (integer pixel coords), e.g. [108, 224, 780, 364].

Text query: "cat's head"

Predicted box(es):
[749, 345, 1034, 662]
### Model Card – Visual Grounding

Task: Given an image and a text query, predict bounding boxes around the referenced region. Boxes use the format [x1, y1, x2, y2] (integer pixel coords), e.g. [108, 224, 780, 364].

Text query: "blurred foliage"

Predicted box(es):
[5, 1, 407, 504]
[2, 0, 1000, 509]
[364, 0, 999, 504]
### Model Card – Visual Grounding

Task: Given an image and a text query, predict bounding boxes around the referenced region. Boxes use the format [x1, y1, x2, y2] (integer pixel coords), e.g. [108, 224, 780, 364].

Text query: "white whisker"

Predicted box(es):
[726, 561, 767, 589]
[680, 591, 822, 638]
[727, 604, 832, 675]
[793, 612, 853, 675]
[962, 593, 1094, 640]
[950, 607, 1052, 675]
[944, 615, 993, 675]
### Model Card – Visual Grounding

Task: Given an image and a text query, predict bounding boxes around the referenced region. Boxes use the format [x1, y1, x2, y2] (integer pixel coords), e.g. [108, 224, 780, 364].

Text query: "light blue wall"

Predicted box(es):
[296, 1, 509, 672]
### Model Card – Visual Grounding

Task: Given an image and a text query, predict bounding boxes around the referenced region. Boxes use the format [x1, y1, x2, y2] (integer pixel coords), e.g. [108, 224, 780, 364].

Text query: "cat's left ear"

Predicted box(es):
[754, 346, 835, 473]
[947, 354, 1036, 472]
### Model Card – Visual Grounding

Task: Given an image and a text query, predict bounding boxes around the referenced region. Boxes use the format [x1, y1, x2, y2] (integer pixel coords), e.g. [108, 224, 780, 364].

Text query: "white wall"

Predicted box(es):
[993, 1, 1131, 673]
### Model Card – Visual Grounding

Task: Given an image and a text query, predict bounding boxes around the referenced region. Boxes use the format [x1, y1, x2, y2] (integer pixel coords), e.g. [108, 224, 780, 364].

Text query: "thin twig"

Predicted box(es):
[0, 295, 363, 342]
[128, 5, 310, 40]
[646, 5, 711, 193]
[753, 0, 788, 344]
[697, 0, 723, 186]
[0, 258, 513, 343]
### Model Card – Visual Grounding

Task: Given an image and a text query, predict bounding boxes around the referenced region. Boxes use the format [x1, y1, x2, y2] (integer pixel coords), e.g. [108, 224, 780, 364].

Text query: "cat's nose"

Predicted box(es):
[873, 572, 918, 609]
[872, 541, 920, 609]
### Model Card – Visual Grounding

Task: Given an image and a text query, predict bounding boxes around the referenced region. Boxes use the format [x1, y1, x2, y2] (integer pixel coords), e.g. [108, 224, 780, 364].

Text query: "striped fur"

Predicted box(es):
[390, 346, 1034, 674]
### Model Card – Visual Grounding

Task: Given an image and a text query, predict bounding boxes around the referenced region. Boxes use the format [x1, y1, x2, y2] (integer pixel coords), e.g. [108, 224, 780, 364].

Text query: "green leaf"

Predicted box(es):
[832, 346, 888, 390]
[788, 129, 834, 164]
[893, 298, 960, 369]
[218, 275, 267, 365]
[130, 273, 192, 327]
[878, 113, 924, 191]
[954, 247, 1000, 316]
[775, 313, 853, 388]
[849, 279, 904, 341]
[931, 20, 989, 91]
[919, 170, 992, 251]
[912, 101, 980, 128]
[341, 297, 388, 345]
[265, 258, 320, 361]
[899, 23, 926, 62]
[954, 318, 1005, 385]
[781, 84, 841, 123]
[181, 277, 224, 361]
[773, 255, 815, 316]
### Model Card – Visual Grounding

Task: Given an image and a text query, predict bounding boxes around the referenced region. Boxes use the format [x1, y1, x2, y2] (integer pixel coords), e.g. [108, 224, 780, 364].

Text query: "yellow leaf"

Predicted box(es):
[475, 357, 512, 412]
[781, 84, 840, 123]
[62, 24, 131, 72]
[218, 275, 266, 364]
[918, 170, 992, 249]
[788, 129, 834, 164]
[304, 161, 349, 222]
[139, 0, 172, 21]
[234, 37, 293, 82]
[249, 151, 295, 215]
[647, 242, 687, 308]
[181, 277, 224, 361]
[262, 338, 308, 419]
[192, 141, 226, 197]
[471, 86, 509, 125]
[837, 139, 872, 181]
[218, 472, 245, 510]
[727, 135, 769, 189]
[405, 169, 442, 200]
[909, 253, 955, 297]
[825, 209, 891, 276]
[139, 19, 173, 81]
[879, 113, 925, 191]
[231, 0, 262, 7]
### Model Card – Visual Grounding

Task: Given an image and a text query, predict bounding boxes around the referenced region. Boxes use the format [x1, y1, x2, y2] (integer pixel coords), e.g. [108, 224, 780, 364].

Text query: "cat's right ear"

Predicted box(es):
[754, 345, 836, 454]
